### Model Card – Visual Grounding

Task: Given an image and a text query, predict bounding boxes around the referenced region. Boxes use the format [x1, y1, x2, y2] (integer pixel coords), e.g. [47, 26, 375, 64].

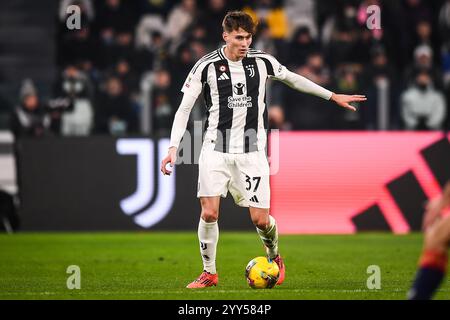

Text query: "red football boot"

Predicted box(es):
[186, 271, 218, 288]
[273, 255, 285, 285]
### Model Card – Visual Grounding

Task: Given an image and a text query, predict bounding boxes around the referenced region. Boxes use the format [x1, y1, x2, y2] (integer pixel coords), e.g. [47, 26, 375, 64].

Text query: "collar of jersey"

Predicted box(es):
[220, 45, 247, 64]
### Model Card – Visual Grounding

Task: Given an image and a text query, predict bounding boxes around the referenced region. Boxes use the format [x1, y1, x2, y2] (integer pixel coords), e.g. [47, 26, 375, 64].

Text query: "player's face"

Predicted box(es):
[223, 28, 252, 60]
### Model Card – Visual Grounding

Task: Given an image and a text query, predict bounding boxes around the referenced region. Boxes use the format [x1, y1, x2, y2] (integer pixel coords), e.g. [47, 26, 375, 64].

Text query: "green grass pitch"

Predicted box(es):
[0, 232, 449, 300]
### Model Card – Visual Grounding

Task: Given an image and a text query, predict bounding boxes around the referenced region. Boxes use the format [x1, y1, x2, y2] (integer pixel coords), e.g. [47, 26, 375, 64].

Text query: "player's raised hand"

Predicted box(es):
[161, 147, 177, 176]
[330, 93, 367, 111]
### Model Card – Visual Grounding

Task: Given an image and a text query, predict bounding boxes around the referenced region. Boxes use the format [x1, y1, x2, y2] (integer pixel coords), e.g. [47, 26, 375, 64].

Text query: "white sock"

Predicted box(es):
[198, 218, 219, 274]
[256, 215, 279, 260]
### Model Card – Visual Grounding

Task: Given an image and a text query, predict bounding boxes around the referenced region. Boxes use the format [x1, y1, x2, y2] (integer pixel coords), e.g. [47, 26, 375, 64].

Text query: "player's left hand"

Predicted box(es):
[330, 93, 367, 111]
[161, 147, 177, 176]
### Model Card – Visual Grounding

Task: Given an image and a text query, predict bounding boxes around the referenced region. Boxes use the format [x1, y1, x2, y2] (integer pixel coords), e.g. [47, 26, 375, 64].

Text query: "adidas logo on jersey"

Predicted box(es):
[249, 195, 259, 203]
[218, 72, 230, 80]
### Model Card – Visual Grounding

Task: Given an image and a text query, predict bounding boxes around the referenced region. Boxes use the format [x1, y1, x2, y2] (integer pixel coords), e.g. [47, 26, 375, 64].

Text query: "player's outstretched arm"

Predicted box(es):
[329, 93, 367, 112]
[280, 70, 366, 110]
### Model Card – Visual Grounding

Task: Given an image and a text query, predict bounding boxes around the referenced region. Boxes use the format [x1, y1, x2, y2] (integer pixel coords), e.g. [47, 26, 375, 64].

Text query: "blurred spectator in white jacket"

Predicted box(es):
[166, 0, 197, 54]
[401, 71, 447, 130]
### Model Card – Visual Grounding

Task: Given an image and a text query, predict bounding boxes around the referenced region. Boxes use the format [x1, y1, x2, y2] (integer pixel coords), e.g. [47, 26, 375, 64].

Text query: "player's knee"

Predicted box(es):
[252, 215, 270, 230]
[201, 208, 219, 222]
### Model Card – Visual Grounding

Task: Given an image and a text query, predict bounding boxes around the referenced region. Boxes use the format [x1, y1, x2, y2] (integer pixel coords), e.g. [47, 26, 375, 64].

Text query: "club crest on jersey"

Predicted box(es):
[233, 83, 246, 95]
[246, 64, 255, 77]
[219, 65, 227, 72]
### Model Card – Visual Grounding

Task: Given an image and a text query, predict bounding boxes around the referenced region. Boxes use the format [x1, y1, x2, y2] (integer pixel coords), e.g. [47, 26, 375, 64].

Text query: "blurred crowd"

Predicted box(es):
[11, 0, 450, 138]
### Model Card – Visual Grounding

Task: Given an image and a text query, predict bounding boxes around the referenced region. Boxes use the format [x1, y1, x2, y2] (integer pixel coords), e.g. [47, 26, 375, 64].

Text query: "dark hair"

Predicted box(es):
[222, 11, 257, 35]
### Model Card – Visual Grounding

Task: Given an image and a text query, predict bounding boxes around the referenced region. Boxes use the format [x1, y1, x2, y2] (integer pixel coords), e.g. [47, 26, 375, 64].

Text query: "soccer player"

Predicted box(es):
[408, 181, 450, 300]
[160, 11, 366, 288]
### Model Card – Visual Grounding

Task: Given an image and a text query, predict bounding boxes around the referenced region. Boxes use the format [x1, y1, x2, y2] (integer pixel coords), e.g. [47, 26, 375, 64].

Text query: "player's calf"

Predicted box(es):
[408, 218, 449, 300]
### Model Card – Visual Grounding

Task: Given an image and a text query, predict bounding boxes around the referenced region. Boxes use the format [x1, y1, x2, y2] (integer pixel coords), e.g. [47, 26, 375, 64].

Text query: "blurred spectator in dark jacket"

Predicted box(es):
[111, 59, 140, 97]
[362, 46, 400, 130]
[95, 76, 137, 135]
[286, 26, 320, 69]
[443, 41, 450, 89]
[404, 45, 443, 90]
[186, 23, 209, 49]
[94, 0, 138, 69]
[112, 58, 142, 125]
[325, 4, 361, 69]
[401, 70, 447, 130]
[331, 65, 364, 129]
[402, 0, 432, 65]
[57, 24, 98, 68]
[151, 69, 176, 135]
[413, 20, 441, 67]
[403, 0, 432, 30]
[199, 0, 230, 48]
[439, 0, 450, 45]
[94, 0, 137, 36]
[10, 80, 51, 138]
[283, 52, 334, 130]
[169, 45, 196, 98]
[136, 30, 168, 73]
[445, 83, 450, 130]
[98, 29, 137, 70]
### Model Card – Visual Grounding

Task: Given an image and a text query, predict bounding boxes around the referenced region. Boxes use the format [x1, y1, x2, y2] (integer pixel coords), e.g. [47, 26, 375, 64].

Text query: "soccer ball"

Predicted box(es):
[245, 256, 280, 289]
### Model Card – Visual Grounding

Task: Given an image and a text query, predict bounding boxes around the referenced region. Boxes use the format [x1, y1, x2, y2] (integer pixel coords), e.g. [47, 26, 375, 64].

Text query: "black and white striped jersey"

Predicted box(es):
[181, 46, 287, 154]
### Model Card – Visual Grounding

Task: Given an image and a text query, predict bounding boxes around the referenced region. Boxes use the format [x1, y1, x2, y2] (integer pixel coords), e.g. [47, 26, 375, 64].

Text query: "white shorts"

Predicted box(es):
[197, 143, 270, 209]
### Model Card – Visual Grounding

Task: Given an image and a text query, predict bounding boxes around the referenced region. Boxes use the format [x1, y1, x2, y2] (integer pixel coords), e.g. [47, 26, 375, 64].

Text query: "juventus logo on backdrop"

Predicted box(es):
[116, 138, 176, 228]
[246, 64, 255, 78]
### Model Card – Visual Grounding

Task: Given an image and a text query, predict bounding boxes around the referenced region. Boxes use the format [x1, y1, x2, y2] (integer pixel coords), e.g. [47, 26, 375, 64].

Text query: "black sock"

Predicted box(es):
[408, 267, 445, 300]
